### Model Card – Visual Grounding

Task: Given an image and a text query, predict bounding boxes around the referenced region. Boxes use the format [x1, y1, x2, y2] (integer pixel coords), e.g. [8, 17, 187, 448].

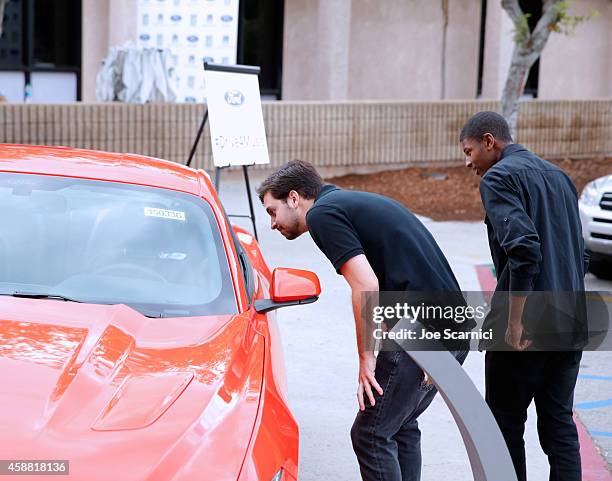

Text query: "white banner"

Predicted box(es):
[137, 0, 240, 103]
[204, 67, 270, 167]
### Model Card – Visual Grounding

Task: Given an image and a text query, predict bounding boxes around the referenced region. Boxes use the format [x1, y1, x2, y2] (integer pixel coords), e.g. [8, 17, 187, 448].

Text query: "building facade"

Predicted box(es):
[0, 0, 610, 103]
[282, 0, 611, 101]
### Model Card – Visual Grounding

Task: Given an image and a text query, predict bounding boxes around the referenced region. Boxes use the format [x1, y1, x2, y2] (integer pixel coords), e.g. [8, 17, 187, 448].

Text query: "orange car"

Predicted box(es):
[0, 144, 320, 481]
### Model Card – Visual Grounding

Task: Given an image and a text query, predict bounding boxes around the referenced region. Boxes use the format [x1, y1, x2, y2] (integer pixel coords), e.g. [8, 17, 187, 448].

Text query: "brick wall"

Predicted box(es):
[0, 100, 610, 171]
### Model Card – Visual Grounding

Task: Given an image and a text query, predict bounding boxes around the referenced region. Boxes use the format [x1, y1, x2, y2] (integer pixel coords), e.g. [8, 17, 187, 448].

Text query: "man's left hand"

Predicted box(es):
[357, 351, 383, 411]
[505, 322, 532, 351]
[506, 294, 530, 351]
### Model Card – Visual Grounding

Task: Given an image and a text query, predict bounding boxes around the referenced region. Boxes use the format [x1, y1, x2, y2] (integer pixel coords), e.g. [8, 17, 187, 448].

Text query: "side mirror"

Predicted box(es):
[254, 268, 321, 313]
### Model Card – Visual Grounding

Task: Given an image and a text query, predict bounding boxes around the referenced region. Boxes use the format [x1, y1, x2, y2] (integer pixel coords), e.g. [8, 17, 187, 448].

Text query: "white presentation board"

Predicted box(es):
[204, 65, 270, 168]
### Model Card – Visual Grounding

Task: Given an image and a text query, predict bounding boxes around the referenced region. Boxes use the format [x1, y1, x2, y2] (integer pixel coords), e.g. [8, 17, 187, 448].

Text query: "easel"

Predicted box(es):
[185, 64, 261, 241]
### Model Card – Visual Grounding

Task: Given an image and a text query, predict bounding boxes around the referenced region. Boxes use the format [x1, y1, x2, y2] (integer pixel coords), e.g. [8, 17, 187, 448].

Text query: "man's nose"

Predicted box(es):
[271, 219, 277, 230]
[465, 157, 472, 168]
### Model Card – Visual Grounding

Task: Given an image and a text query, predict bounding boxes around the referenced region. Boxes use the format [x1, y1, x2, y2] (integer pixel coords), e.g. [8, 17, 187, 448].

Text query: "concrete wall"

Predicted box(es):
[282, 0, 352, 100]
[480, 0, 514, 99]
[82, 0, 109, 102]
[347, 0, 443, 100]
[539, 0, 612, 99]
[444, 0, 482, 99]
[283, 0, 481, 101]
[81, 0, 138, 102]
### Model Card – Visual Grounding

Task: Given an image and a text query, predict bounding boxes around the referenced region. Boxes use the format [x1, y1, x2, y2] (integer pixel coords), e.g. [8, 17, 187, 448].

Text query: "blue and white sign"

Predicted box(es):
[204, 67, 270, 167]
[137, 0, 240, 103]
[224, 89, 245, 106]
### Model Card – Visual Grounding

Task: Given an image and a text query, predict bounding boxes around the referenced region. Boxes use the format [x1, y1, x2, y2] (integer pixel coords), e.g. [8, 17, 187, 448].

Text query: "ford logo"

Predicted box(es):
[139, 34, 150, 41]
[187, 35, 199, 42]
[224, 90, 245, 106]
[185, 96, 197, 103]
[170, 15, 181, 21]
[221, 15, 233, 22]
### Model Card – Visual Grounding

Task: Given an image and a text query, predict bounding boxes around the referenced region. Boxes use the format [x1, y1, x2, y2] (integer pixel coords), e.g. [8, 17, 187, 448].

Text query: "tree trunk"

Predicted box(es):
[501, 0, 563, 136]
[501, 47, 539, 136]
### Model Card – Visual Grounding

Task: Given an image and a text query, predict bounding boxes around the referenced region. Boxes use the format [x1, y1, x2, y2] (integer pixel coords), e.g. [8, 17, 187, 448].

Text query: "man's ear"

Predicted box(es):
[482, 133, 496, 150]
[287, 190, 300, 208]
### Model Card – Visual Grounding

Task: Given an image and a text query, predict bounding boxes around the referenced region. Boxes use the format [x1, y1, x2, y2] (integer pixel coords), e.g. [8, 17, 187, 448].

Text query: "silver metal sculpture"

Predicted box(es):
[391, 318, 518, 481]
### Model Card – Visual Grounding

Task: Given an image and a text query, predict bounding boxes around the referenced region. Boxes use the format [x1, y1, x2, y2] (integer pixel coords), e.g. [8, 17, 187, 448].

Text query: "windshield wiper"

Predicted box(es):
[8, 291, 83, 303]
[2, 292, 166, 317]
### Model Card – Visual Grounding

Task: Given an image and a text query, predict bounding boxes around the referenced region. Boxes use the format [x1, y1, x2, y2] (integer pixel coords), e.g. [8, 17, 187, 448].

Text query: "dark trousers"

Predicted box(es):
[485, 350, 582, 481]
[351, 348, 468, 481]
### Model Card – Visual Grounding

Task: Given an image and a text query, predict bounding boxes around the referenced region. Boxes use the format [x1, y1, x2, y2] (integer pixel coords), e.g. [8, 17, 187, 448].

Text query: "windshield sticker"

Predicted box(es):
[159, 252, 187, 260]
[144, 207, 186, 221]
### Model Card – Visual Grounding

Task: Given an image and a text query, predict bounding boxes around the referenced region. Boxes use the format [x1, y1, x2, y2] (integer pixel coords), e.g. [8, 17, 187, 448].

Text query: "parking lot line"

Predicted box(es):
[576, 399, 612, 410]
[580, 374, 612, 382]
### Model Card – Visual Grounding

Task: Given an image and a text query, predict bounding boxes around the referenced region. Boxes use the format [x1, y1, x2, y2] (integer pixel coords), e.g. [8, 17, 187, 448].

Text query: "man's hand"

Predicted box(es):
[357, 351, 384, 411]
[506, 294, 531, 350]
[505, 321, 532, 351]
[338, 255, 383, 410]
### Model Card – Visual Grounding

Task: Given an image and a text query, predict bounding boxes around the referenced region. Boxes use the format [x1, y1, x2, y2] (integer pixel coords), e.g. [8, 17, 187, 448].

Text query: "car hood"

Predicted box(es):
[0, 297, 264, 481]
[589, 175, 612, 193]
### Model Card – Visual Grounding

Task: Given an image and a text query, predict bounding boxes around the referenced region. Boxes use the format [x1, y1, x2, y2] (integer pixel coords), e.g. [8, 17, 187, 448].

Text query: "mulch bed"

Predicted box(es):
[329, 157, 612, 221]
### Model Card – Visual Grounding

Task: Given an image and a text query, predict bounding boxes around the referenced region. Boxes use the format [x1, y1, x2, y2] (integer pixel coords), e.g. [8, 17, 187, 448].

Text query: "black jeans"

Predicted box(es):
[485, 350, 583, 481]
[350, 347, 468, 481]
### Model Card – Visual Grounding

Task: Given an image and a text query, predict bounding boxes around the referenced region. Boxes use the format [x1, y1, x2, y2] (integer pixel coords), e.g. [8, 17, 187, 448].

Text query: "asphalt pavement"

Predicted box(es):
[215, 168, 612, 480]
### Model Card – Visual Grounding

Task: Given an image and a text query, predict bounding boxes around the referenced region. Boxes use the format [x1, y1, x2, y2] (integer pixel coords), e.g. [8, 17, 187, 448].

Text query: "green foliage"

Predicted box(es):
[550, 0, 600, 36]
[513, 13, 532, 43]
[511, 0, 600, 44]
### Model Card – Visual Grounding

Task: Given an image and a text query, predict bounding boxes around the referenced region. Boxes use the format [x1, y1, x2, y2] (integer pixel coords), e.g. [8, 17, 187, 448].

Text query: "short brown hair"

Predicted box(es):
[257, 160, 324, 202]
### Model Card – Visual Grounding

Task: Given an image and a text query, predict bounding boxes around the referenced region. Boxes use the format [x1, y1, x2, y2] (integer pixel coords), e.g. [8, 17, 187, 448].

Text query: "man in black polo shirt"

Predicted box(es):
[257, 160, 471, 481]
[460, 111, 587, 481]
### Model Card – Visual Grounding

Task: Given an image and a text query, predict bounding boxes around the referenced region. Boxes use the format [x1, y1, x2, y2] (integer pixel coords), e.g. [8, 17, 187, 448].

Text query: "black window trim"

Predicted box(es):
[223, 207, 255, 308]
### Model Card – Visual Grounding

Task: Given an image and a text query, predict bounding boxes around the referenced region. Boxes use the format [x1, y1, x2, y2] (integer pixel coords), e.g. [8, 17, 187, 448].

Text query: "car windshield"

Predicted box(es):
[0, 172, 236, 317]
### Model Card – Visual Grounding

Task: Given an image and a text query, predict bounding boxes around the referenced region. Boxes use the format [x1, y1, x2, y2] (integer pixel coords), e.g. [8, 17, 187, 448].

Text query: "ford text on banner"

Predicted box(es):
[204, 68, 270, 168]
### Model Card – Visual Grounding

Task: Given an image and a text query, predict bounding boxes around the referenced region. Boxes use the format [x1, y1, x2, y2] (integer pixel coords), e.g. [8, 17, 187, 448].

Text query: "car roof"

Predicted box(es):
[0, 144, 211, 197]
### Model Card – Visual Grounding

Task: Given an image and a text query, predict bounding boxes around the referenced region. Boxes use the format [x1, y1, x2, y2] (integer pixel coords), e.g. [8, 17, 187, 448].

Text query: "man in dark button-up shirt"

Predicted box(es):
[460, 111, 586, 481]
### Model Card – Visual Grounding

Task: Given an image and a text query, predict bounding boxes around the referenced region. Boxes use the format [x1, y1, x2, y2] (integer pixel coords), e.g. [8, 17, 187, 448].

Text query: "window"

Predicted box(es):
[476, 0, 487, 97]
[32, 0, 81, 69]
[477, 0, 540, 98]
[0, 173, 237, 317]
[238, 0, 284, 99]
[0, 0, 81, 101]
[0, 1, 22, 67]
[518, 0, 541, 98]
